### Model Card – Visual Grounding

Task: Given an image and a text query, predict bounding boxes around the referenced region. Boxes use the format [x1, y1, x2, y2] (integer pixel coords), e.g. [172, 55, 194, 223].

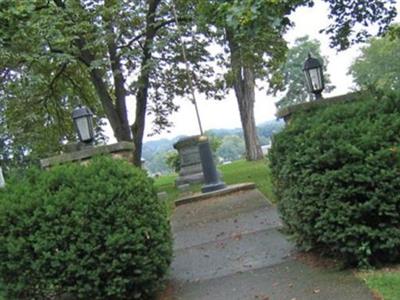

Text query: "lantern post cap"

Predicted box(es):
[303, 53, 323, 71]
[72, 105, 93, 119]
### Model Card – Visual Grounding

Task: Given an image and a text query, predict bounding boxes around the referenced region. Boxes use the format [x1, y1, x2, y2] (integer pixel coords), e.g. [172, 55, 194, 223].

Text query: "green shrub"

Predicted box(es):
[165, 150, 181, 173]
[0, 156, 172, 299]
[269, 93, 400, 267]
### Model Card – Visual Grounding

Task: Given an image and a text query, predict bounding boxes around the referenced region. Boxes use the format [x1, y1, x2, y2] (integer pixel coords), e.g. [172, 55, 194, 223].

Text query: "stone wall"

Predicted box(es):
[276, 92, 364, 122]
[40, 142, 135, 169]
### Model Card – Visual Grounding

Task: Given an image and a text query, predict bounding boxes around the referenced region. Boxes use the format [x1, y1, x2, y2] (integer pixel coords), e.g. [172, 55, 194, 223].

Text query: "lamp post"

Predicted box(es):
[72, 105, 94, 145]
[303, 53, 325, 100]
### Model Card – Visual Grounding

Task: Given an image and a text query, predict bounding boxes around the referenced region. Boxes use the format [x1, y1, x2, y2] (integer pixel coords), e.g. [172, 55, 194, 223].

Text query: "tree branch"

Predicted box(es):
[49, 63, 68, 91]
[64, 74, 92, 104]
[118, 17, 190, 50]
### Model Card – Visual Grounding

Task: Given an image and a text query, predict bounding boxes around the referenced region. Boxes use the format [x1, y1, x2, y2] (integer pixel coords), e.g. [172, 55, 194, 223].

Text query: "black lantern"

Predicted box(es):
[72, 105, 94, 144]
[303, 53, 324, 100]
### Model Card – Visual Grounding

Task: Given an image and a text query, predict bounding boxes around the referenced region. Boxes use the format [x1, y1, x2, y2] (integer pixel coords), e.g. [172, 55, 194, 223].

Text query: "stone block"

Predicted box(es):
[173, 136, 204, 186]
[157, 191, 168, 201]
[40, 142, 135, 169]
[177, 184, 190, 192]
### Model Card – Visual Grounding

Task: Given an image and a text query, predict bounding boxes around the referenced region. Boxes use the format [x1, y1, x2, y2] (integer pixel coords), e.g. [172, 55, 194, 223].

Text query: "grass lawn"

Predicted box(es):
[358, 267, 400, 300]
[154, 159, 275, 204]
[220, 159, 275, 201]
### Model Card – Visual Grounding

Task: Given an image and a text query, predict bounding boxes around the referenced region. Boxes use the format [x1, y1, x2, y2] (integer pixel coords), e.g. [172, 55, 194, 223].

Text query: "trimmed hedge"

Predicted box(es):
[0, 156, 172, 299]
[269, 93, 400, 267]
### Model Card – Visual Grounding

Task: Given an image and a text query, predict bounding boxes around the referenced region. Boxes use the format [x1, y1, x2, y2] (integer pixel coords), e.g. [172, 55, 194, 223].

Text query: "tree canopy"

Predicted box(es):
[0, 0, 218, 165]
[350, 26, 400, 92]
[194, 0, 397, 160]
[0, 0, 397, 169]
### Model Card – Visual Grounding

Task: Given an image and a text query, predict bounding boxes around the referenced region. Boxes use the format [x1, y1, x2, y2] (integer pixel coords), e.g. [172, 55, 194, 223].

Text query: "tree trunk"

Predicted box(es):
[131, 0, 161, 166]
[57, 0, 165, 167]
[88, 68, 131, 141]
[226, 30, 263, 161]
[238, 67, 264, 161]
[104, 0, 131, 141]
[131, 80, 147, 167]
[55, 0, 131, 142]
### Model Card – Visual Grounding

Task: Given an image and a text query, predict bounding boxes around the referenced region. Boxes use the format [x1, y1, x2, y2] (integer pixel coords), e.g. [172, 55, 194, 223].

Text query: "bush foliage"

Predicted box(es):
[0, 156, 172, 299]
[269, 93, 400, 266]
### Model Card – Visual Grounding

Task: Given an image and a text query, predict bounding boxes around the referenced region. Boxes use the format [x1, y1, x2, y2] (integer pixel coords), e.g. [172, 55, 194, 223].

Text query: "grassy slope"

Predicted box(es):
[220, 159, 275, 202]
[359, 268, 400, 300]
[154, 159, 275, 203]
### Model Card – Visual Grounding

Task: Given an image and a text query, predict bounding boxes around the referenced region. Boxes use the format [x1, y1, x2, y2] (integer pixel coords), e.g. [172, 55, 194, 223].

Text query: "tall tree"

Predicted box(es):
[0, 0, 396, 167]
[0, 0, 217, 166]
[273, 36, 335, 109]
[198, 0, 293, 161]
[196, 0, 397, 161]
[350, 28, 400, 92]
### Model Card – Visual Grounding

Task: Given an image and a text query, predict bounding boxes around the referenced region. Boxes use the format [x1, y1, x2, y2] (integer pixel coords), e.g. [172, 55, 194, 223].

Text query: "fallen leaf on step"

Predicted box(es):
[231, 232, 242, 240]
[254, 295, 269, 300]
[216, 232, 225, 238]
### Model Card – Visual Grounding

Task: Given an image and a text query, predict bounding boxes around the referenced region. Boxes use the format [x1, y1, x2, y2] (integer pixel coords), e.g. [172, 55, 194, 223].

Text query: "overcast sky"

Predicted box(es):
[105, 1, 400, 143]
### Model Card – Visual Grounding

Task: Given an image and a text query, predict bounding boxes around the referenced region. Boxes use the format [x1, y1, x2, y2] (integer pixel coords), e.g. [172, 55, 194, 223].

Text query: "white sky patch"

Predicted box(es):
[104, 1, 400, 143]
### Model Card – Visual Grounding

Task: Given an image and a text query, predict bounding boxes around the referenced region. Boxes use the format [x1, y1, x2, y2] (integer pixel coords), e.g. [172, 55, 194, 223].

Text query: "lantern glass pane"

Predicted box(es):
[309, 68, 322, 91]
[76, 117, 91, 142]
[304, 71, 312, 92]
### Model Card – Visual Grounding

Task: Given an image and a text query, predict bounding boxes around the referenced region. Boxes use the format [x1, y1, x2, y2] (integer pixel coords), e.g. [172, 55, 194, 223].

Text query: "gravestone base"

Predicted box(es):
[174, 135, 204, 186]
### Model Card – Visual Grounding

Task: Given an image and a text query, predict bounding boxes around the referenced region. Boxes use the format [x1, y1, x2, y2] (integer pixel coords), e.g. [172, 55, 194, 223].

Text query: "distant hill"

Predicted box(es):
[142, 119, 284, 174]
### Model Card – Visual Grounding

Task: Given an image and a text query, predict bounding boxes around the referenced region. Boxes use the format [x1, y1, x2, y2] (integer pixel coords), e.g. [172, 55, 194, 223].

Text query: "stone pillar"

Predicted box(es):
[173, 136, 204, 186]
[40, 142, 135, 169]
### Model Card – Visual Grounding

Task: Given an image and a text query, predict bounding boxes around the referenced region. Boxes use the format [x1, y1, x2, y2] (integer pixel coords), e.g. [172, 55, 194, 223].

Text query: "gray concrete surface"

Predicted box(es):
[175, 183, 256, 206]
[160, 187, 374, 300]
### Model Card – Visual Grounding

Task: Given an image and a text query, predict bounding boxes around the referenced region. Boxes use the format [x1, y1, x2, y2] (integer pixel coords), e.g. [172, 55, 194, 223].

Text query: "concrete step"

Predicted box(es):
[172, 189, 271, 232]
[158, 187, 375, 300]
[170, 228, 294, 283]
[167, 260, 375, 300]
[175, 183, 256, 206]
[173, 205, 282, 250]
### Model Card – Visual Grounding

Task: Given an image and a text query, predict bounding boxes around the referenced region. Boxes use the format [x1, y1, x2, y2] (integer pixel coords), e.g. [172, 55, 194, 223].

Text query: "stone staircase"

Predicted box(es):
[160, 187, 374, 300]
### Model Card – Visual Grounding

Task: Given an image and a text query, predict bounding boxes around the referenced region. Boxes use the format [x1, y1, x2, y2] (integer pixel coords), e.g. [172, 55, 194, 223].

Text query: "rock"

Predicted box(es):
[157, 191, 168, 200]
[177, 184, 190, 192]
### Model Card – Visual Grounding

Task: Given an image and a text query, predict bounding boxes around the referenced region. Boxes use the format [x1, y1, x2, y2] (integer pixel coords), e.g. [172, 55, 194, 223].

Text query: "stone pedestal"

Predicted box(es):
[174, 136, 204, 186]
[40, 142, 135, 169]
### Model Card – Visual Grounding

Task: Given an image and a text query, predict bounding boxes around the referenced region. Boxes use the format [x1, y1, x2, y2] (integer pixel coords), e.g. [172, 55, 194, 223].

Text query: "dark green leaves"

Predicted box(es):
[321, 0, 397, 50]
[0, 156, 172, 299]
[269, 92, 400, 267]
[350, 31, 400, 92]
